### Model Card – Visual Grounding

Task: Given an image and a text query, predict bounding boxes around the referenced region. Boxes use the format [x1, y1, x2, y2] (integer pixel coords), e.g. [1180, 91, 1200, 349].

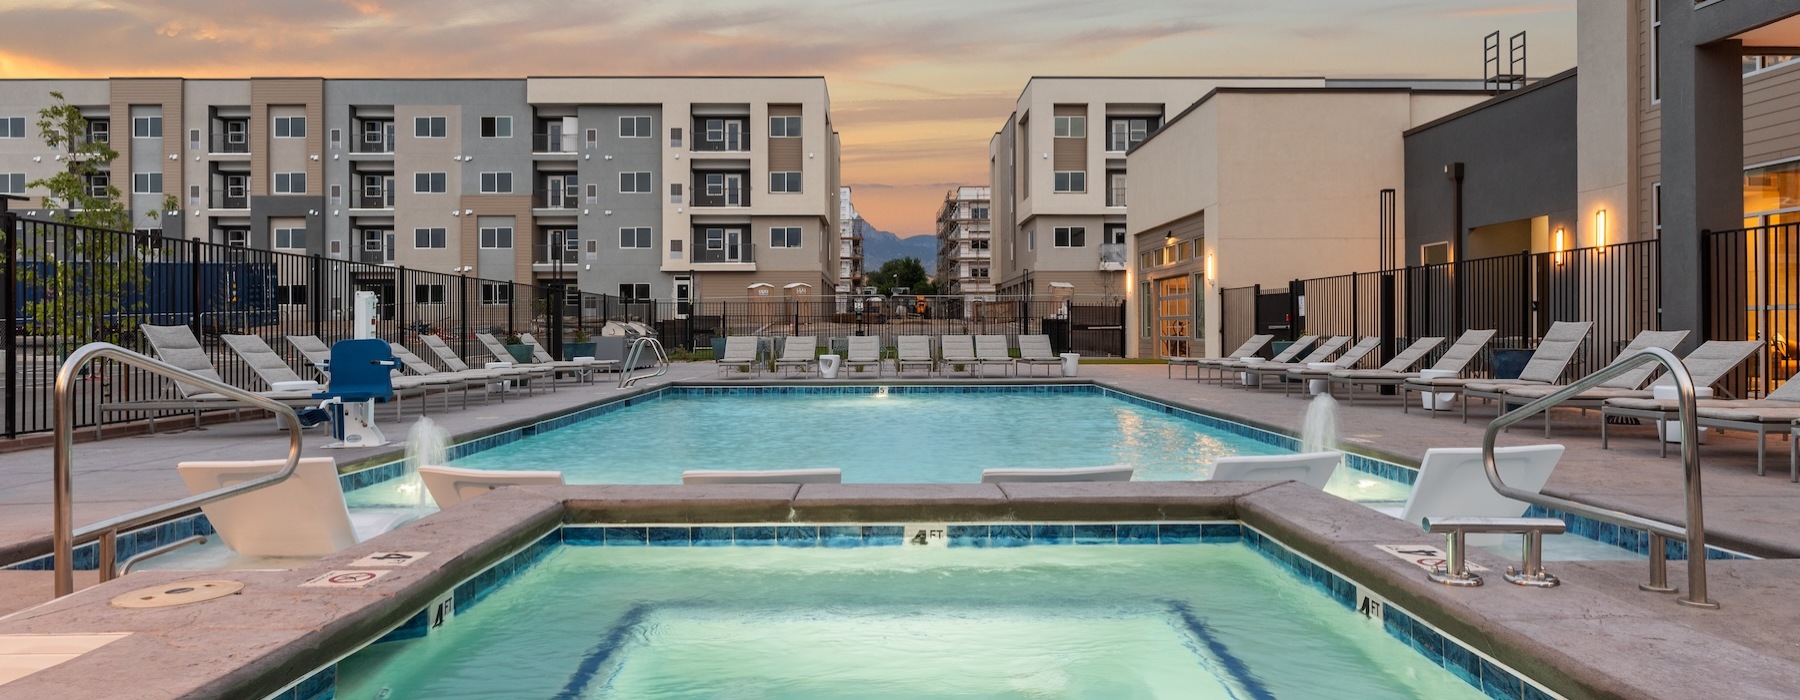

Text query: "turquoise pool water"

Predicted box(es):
[337, 544, 1490, 699]
[445, 391, 1412, 502]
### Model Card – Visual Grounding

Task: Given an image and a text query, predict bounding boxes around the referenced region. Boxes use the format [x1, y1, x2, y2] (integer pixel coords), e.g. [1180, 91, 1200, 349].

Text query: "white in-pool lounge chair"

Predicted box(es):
[681, 468, 843, 485]
[1380, 444, 1564, 546]
[974, 335, 1014, 377]
[1208, 451, 1342, 490]
[845, 335, 884, 376]
[1215, 335, 1318, 386]
[979, 465, 1134, 483]
[939, 335, 979, 377]
[895, 336, 935, 376]
[774, 336, 819, 377]
[178, 457, 418, 558]
[1172, 334, 1274, 380]
[715, 336, 762, 377]
[1015, 335, 1063, 377]
[418, 465, 566, 508]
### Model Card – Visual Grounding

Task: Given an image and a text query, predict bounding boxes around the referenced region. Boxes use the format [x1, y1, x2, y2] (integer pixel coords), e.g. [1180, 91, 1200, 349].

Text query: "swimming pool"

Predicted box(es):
[333, 524, 1524, 699]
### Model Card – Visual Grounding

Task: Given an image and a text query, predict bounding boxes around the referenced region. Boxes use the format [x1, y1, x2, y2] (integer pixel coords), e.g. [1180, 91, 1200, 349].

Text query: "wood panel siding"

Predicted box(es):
[1744, 65, 1800, 167]
[108, 78, 183, 207]
[251, 78, 324, 197]
[1636, 0, 1659, 239]
[1053, 104, 1086, 172]
[458, 193, 534, 281]
[768, 104, 803, 172]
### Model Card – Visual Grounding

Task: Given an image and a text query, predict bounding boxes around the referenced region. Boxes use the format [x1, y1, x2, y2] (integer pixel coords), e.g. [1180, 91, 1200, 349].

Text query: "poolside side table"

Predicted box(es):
[1652, 385, 1712, 444]
[818, 354, 842, 379]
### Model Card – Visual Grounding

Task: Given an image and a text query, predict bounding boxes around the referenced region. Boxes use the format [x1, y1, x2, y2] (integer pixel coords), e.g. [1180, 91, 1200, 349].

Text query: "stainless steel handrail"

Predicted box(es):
[53, 342, 306, 597]
[1480, 346, 1716, 608]
[618, 337, 669, 388]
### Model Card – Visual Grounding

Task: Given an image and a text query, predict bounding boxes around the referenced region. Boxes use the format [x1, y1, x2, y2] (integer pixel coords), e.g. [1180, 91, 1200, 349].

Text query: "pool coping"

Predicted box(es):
[0, 482, 1794, 699]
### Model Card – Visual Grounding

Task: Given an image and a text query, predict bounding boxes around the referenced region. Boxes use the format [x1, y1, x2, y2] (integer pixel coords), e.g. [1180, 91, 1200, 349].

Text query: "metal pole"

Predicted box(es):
[1, 197, 19, 438]
[459, 272, 471, 360]
[309, 254, 324, 339]
[188, 237, 203, 337]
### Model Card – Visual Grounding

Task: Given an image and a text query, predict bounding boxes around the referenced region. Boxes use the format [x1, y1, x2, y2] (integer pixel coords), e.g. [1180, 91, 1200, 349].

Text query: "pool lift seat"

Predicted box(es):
[313, 339, 398, 449]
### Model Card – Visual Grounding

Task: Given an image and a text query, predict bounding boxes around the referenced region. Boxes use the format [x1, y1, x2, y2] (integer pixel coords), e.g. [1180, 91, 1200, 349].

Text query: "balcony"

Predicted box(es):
[532, 188, 580, 210]
[692, 117, 749, 152]
[532, 133, 576, 154]
[1099, 243, 1127, 271]
[693, 240, 755, 264]
[691, 173, 750, 208]
[210, 189, 248, 210]
[351, 190, 393, 210]
[350, 131, 395, 154]
[209, 133, 250, 155]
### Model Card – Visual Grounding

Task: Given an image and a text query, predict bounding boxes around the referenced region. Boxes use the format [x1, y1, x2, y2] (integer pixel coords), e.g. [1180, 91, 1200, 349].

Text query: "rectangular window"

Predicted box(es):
[770, 226, 802, 248]
[1054, 226, 1086, 248]
[619, 226, 652, 249]
[132, 172, 163, 194]
[618, 283, 651, 301]
[619, 115, 651, 138]
[769, 171, 802, 193]
[480, 116, 512, 138]
[273, 172, 306, 194]
[1053, 115, 1085, 138]
[414, 116, 447, 138]
[1027, 230, 1036, 252]
[414, 172, 447, 193]
[480, 171, 513, 193]
[619, 171, 651, 193]
[0, 117, 25, 138]
[0, 173, 24, 195]
[769, 115, 802, 137]
[276, 285, 308, 305]
[479, 226, 514, 249]
[1653, 182, 1662, 239]
[414, 284, 446, 304]
[414, 227, 448, 248]
[1054, 171, 1086, 193]
[1106, 117, 1156, 152]
[224, 229, 249, 248]
[86, 120, 109, 144]
[133, 116, 162, 139]
[670, 127, 682, 148]
[329, 127, 341, 148]
[86, 173, 109, 197]
[480, 282, 511, 305]
[1650, 1, 1661, 104]
[585, 128, 598, 148]
[670, 183, 682, 203]
[273, 116, 306, 138]
[1103, 224, 1126, 246]
[971, 205, 989, 220]
[273, 227, 307, 249]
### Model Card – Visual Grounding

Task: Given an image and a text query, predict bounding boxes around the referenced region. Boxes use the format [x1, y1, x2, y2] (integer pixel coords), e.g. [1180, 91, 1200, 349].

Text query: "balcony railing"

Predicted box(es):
[692, 240, 755, 263]
[209, 189, 248, 210]
[532, 133, 576, 154]
[355, 245, 393, 265]
[1107, 187, 1127, 208]
[532, 189, 580, 210]
[350, 130, 396, 154]
[1100, 243, 1127, 266]
[209, 133, 250, 154]
[351, 191, 393, 210]
[537, 243, 579, 265]
[691, 184, 750, 208]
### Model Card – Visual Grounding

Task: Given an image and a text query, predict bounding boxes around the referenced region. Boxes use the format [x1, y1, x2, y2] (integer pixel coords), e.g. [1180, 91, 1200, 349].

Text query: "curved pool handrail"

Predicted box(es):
[619, 336, 669, 388]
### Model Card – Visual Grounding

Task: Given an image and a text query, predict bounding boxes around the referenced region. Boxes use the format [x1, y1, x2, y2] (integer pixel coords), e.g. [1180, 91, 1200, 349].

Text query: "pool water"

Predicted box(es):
[446, 391, 1412, 503]
[337, 544, 1490, 699]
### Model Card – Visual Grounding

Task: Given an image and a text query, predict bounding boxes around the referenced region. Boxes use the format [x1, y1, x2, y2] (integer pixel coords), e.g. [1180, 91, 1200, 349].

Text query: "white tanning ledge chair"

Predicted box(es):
[681, 468, 843, 485]
[1382, 444, 1564, 546]
[1208, 451, 1342, 490]
[178, 457, 419, 558]
[979, 465, 1135, 483]
[419, 465, 566, 509]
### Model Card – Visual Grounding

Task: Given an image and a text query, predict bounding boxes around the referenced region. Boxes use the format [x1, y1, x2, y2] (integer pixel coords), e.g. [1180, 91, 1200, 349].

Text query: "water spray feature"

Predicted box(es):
[1300, 393, 1340, 455]
[402, 417, 451, 507]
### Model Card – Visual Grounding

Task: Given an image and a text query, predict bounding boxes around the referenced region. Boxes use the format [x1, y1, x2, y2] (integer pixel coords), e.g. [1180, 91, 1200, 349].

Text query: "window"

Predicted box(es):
[0, 172, 24, 195]
[1103, 224, 1126, 246]
[224, 229, 249, 247]
[132, 172, 163, 194]
[1054, 171, 1086, 193]
[414, 284, 446, 304]
[971, 205, 989, 220]
[480, 116, 512, 138]
[770, 226, 802, 248]
[86, 120, 109, 144]
[273, 172, 306, 194]
[1650, 1, 1660, 104]
[619, 115, 651, 138]
[414, 172, 447, 193]
[585, 128, 598, 148]
[480, 172, 513, 193]
[769, 171, 802, 193]
[480, 282, 511, 305]
[414, 116, 447, 138]
[769, 115, 802, 137]
[1053, 115, 1085, 138]
[1106, 117, 1157, 152]
[479, 226, 514, 249]
[619, 226, 652, 249]
[86, 173, 109, 197]
[0, 117, 24, 138]
[670, 127, 682, 148]
[1106, 170, 1127, 207]
[618, 283, 651, 301]
[1054, 226, 1086, 248]
[1027, 230, 1036, 251]
[276, 285, 308, 305]
[132, 116, 162, 139]
[414, 227, 447, 249]
[329, 128, 341, 148]
[1653, 182, 1662, 239]
[273, 227, 307, 250]
[273, 116, 306, 138]
[970, 238, 990, 250]
[1745, 55, 1799, 75]
[1420, 242, 1451, 265]
[619, 171, 651, 194]
[670, 183, 682, 203]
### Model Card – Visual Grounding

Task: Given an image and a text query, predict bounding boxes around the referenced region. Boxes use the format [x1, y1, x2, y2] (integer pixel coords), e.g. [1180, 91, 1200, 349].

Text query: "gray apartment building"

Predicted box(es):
[0, 76, 841, 308]
[935, 185, 993, 302]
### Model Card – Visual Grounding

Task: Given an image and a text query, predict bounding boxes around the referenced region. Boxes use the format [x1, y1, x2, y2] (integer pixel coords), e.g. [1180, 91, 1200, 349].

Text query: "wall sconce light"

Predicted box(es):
[1042, 152, 1049, 159]
[307, 209, 319, 216]
[332, 153, 340, 160]
[603, 209, 612, 216]
[1205, 253, 1216, 284]
[1595, 209, 1607, 248]
[309, 154, 320, 161]
[167, 154, 177, 160]
[451, 210, 461, 217]
[1164, 231, 1175, 246]
[582, 208, 590, 215]
[31, 156, 41, 163]
[603, 154, 613, 160]
[463, 209, 473, 215]
[1553, 227, 1566, 265]
[332, 209, 340, 216]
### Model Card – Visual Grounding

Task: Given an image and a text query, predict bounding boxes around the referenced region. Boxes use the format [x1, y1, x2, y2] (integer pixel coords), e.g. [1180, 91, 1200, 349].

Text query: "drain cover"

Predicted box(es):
[110, 579, 244, 609]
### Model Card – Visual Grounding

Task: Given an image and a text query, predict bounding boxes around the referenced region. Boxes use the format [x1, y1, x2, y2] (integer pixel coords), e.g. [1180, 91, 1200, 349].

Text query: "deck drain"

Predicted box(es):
[110, 580, 244, 609]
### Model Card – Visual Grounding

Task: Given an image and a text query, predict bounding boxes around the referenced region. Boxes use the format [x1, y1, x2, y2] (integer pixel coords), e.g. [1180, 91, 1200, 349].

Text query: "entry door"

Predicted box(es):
[725, 228, 743, 261]
[722, 120, 742, 151]
[674, 275, 692, 317]
[723, 173, 743, 206]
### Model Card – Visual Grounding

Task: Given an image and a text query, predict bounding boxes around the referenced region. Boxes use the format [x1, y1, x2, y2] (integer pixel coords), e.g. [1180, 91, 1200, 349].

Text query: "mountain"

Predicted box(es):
[859, 219, 938, 276]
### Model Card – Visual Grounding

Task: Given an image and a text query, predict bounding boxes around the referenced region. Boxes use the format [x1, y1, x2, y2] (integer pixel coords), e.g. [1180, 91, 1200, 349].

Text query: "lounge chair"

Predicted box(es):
[418, 333, 537, 397]
[1447, 322, 1593, 421]
[471, 333, 559, 390]
[845, 335, 884, 376]
[386, 342, 499, 409]
[1317, 336, 1446, 403]
[1215, 335, 1318, 386]
[284, 334, 442, 415]
[1015, 335, 1063, 377]
[1613, 371, 1800, 479]
[979, 465, 1134, 483]
[974, 335, 1014, 377]
[715, 336, 762, 377]
[1172, 334, 1274, 380]
[895, 336, 935, 376]
[1383, 329, 1500, 414]
[774, 336, 819, 377]
[940, 335, 979, 377]
[1378, 445, 1564, 546]
[100, 326, 325, 433]
[520, 332, 618, 380]
[1276, 336, 1384, 396]
[1209, 451, 1342, 489]
[418, 465, 566, 508]
[178, 457, 418, 558]
[1241, 335, 1354, 391]
[218, 334, 323, 394]
[1501, 338, 1754, 438]
[1336, 329, 1495, 402]
[681, 468, 842, 485]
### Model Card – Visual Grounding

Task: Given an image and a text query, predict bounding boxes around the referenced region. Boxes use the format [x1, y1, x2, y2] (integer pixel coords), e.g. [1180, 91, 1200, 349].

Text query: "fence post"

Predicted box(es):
[549, 284, 564, 359]
[459, 273, 471, 360]
[188, 237, 203, 336]
[1379, 273, 1396, 395]
[1350, 273, 1360, 347]
[309, 254, 324, 339]
[1287, 279, 1304, 340]
[1, 199, 17, 438]
[395, 267, 408, 346]
[1518, 251, 1532, 343]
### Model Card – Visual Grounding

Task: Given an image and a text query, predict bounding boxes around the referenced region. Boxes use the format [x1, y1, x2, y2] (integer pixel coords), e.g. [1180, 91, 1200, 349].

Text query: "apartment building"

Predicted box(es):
[934, 185, 993, 301]
[837, 185, 864, 293]
[0, 76, 841, 308]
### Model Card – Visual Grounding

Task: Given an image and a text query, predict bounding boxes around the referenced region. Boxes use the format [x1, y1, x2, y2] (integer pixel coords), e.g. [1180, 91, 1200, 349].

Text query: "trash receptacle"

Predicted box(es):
[1491, 348, 1533, 380]
[1060, 353, 1080, 377]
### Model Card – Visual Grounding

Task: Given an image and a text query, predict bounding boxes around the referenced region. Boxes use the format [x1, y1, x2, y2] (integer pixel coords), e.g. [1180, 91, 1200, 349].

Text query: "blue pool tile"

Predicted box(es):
[1030, 524, 1073, 545]
[293, 664, 336, 700]
[1331, 576, 1357, 610]
[1116, 524, 1159, 544]
[990, 525, 1030, 548]
[733, 526, 776, 546]
[1409, 621, 1445, 665]
[820, 526, 864, 548]
[693, 526, 735, 547]
[1073, 524, 1116, 545]
[947, 525, 990, 548]
[1199, 523, 1240, 543]
[374, 610, 430, 644]
[1443, 643, 1480, 688]
[777, 526, 820, 548]
[1479, 658, 1522, 699]
[1383, 607, 1410, 643]
[1158, 524, 1201, 544]
[647, 527, 691, 547]
[1521, 683, 1555, 700]
[862, 526, 904, 547]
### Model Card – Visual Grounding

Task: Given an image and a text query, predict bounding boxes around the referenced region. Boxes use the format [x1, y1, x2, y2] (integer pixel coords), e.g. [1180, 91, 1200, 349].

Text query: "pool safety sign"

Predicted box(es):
[351, 551, 430, 568]
[905, 524, 947, 547]
[301, 570, 391, 589]
[1374, 544, 1488, 573]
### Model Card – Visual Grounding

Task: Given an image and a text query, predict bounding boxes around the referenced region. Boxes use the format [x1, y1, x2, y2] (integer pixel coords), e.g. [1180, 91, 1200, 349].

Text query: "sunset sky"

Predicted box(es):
[0, 1, 1576, 237]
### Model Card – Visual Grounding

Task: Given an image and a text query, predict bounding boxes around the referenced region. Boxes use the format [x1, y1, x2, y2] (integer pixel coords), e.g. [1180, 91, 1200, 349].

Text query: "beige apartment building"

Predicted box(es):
[934, 186, 992, 302]
[837, 185, 865, 294]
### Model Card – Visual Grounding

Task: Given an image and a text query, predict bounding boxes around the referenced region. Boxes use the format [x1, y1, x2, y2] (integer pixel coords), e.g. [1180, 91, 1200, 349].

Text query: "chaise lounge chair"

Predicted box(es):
[1277, 336, 1385, 396]
[974, 335, 1014, 377]
[1015, 335, 1063, 377]
[681, 468, 843, 485]
[979, 465, 1135, 483]
[386, 342, 500, 409]
[99, 325, 328, 433]
[895, 336, 935, 376]
[284, 334, 445, 415]
[1335, 329, 1495, 402]
[1381, 444, 1564, 546]
[1171, 334, 1274, 380]
[520, 332, 618, 380]
[1215, 335, 1318, 386]
[1500, 338, 1755, 437]
[1448, 322, 1594, 421]
[1208, 451, 1343, 489]
[1316, 336, 1446, 403]
[939, 335, 980, 377]
[1241, 336, 1354, 391]
[418, 465, 566, 508]
[418, 334, 536, 398]
[774, 336, 820, 377]
[1599, 368, 1800, 478]
[715, 336, 762, 377]
[178, 457, 420, 558]
[845, 335, 885, 376]
[1385, 329, 1501, 415]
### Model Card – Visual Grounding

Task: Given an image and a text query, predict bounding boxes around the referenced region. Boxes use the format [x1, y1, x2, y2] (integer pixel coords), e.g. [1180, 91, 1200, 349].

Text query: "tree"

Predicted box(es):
[865, 257, 937, 296]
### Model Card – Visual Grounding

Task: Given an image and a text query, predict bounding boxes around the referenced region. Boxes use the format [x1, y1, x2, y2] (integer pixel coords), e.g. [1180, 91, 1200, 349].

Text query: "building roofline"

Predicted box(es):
[1402, 67, 1578, 137]
[1128, 84, 1493, 155]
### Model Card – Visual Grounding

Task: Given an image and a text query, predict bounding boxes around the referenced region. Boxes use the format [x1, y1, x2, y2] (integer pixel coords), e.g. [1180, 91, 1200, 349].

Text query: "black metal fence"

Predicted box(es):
[1705, 224, 1797, 398]
[1220, 285, 1258, 354]
[642, 296, 1123, 358]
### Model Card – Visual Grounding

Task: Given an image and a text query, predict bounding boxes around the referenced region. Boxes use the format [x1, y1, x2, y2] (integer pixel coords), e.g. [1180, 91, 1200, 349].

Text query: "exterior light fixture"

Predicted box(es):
[1595, 209, 1607, 248]
[1553, 227, 1566, 266]
[1164, 231, 1175, 246]
[1205, 253, 1216, 284]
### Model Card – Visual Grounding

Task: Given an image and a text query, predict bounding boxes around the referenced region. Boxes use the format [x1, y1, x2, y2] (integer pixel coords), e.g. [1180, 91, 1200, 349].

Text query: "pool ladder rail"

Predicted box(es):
[618, 336, 670, 388]
[1432, 347, 1719, 609]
